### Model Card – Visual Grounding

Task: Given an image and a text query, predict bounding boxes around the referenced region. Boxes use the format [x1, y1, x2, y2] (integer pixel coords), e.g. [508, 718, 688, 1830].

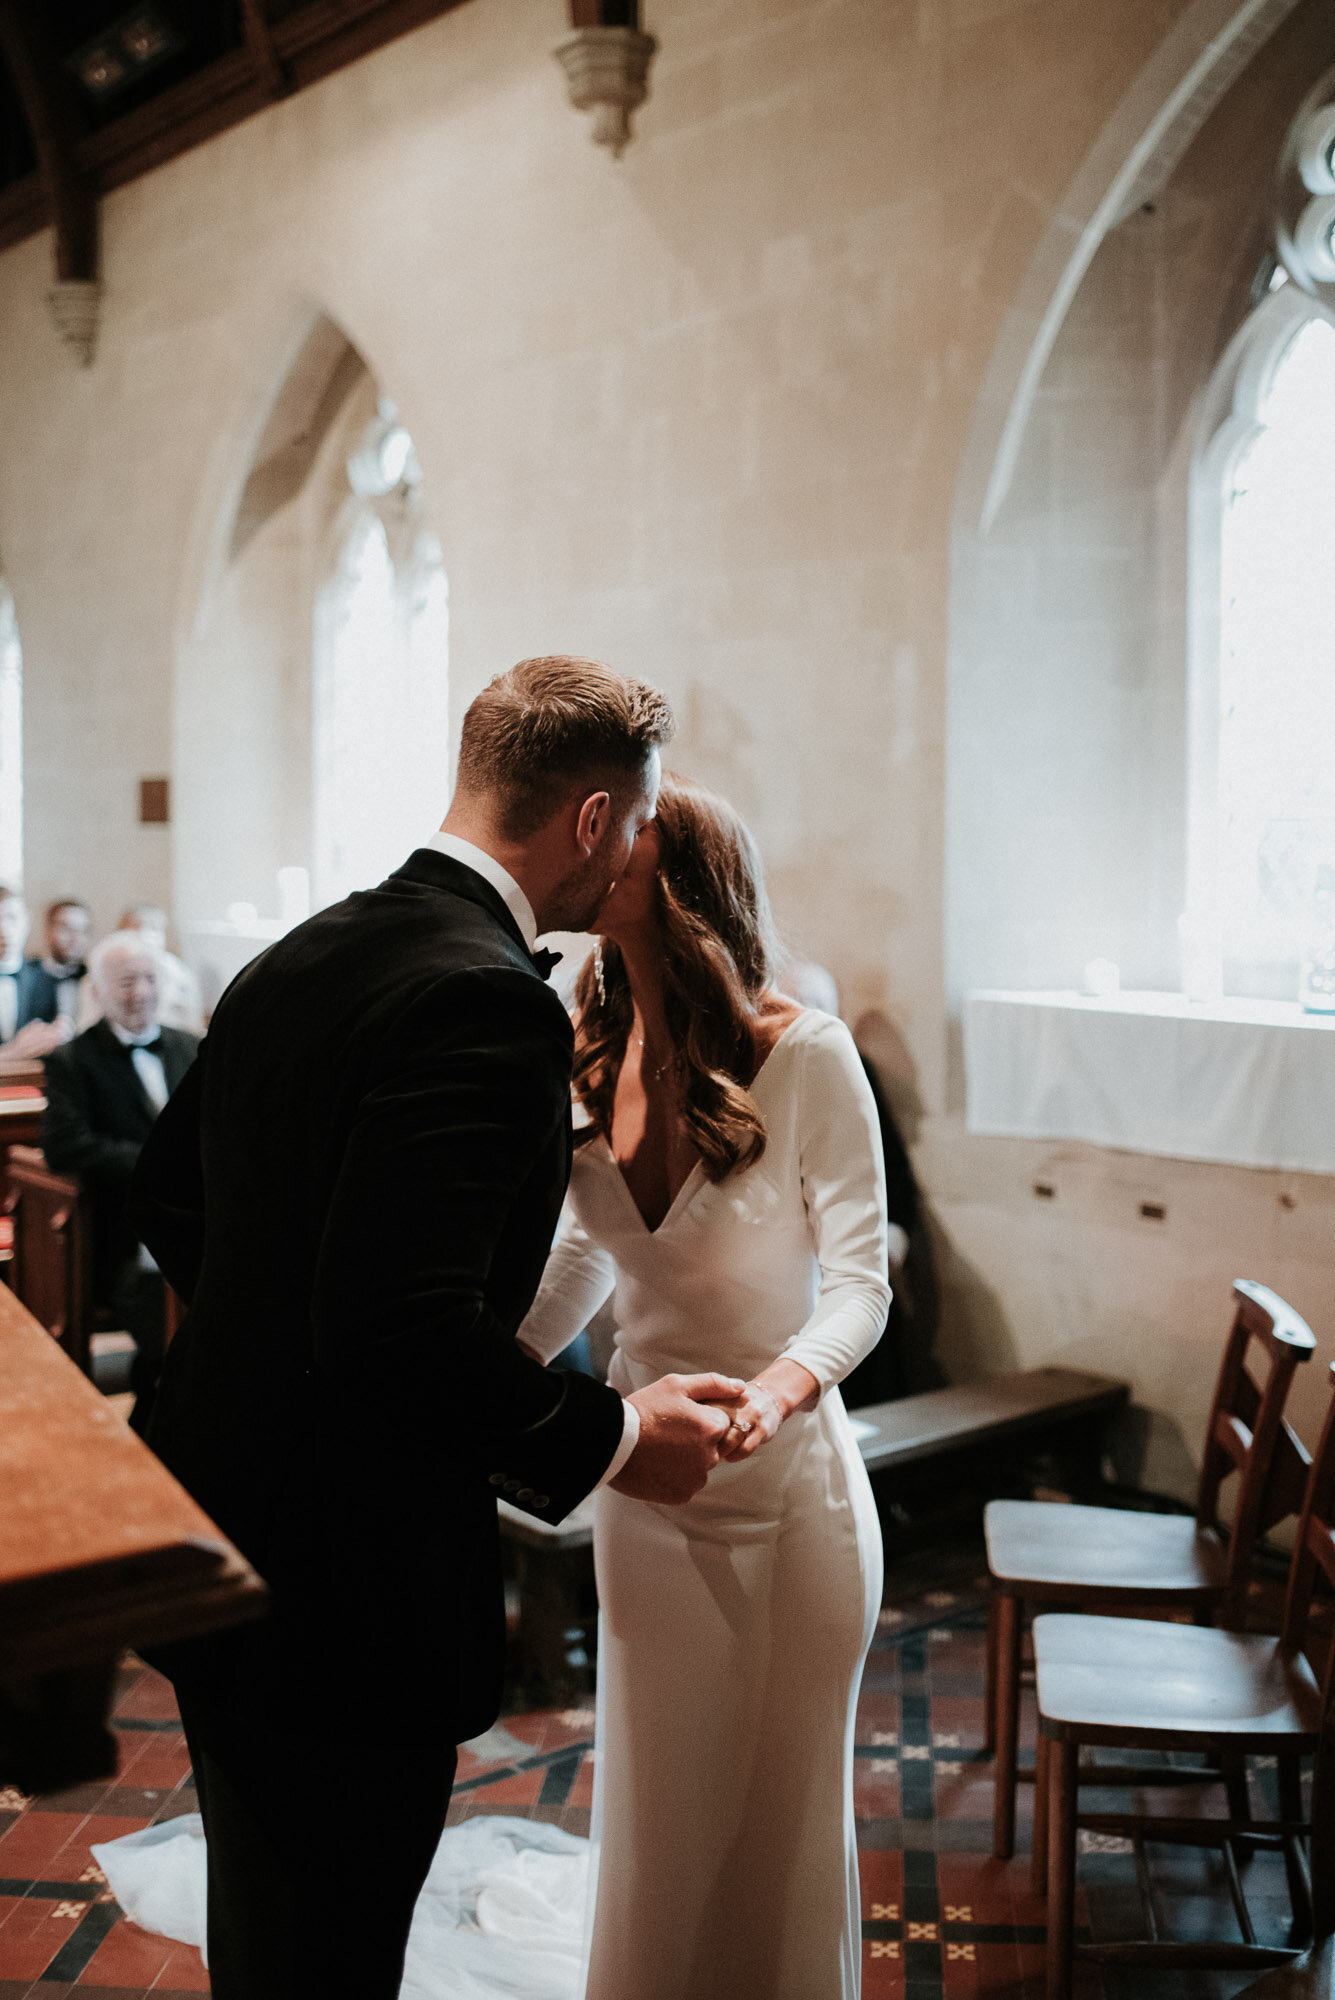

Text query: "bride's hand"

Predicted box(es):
[718, 1360, 820, 1461]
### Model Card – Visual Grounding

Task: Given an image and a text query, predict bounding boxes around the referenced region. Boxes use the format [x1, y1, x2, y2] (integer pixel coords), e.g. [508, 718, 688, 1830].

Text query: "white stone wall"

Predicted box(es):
[0, 0, 1332, 1497]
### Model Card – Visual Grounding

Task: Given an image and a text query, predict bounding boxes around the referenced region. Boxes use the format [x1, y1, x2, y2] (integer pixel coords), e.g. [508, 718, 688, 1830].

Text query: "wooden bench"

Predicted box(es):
[854, 1365, 1129, 1509]
[0, 1080, 45, 1282]
[0, 1280, 265, 1792]
[498, 1365, 1128, 1696]
[4, 1144, 93, 1372]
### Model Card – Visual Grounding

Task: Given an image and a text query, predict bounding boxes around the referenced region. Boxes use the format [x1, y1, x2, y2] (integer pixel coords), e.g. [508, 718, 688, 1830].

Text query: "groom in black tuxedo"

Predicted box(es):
[131, 657, 743, 2000]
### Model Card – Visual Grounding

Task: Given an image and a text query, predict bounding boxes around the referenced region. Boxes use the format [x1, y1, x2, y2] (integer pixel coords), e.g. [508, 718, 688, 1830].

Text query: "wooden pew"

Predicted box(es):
[4, 1144, 92, 1373]
[498, 1364, 1129, 1696]
[0, 1073, 45, 1283]
[0, 1280, 265, 1792]
[854, 1365, 1129, 1506]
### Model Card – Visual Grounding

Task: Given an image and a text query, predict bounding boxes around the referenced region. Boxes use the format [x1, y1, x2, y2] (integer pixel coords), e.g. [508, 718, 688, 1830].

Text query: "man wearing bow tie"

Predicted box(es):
[40, 930, 199, 1429]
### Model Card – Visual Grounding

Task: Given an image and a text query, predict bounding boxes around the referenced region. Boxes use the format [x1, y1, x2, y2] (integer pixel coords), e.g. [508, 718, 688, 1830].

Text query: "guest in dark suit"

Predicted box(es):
[130, 657, 745, 2000]
[0, 886, 73, 1059]
[41, 929, 198, 1430]
[26, 897, 91, 1023]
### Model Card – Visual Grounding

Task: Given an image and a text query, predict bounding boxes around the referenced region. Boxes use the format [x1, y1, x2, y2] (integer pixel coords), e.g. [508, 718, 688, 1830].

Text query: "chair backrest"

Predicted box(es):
[1281, 1361, 1335, 1680]
[1195, 1280, 1316, 1614]
[1279, 1360, 1335, 1940]
[4, 1145, 93, 1375]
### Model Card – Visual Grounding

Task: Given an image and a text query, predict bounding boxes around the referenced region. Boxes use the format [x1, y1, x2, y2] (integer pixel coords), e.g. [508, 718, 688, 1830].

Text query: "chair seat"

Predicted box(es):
[1033, 1612, 1323, 1748]
[985, 1499, 1228, 1598]
[1229, 1938, 1335, 1998]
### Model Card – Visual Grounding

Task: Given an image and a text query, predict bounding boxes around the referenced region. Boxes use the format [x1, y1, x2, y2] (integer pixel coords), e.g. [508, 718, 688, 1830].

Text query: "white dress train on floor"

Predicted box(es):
[95, 1006, 888, 2000]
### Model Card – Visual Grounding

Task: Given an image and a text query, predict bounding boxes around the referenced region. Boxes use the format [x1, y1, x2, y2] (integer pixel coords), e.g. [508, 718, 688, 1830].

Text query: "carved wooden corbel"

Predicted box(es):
[554, 0, 657, 159]
[239, 0, 290, 103]
[0, 2, 100, 364]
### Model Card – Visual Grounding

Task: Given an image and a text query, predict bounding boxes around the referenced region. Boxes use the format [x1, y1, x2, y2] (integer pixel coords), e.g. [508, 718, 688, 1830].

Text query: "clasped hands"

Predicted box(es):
[610, 1359, 820, 1505]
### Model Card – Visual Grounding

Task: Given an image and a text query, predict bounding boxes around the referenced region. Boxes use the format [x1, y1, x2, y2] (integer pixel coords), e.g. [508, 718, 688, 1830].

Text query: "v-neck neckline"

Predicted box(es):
[597, 1010, 805, 1236]
[598, 1140, 706, 1237]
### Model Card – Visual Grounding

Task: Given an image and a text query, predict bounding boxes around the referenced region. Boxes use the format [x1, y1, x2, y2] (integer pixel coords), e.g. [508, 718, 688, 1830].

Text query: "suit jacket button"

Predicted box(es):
[533, 1495, 550, 1508]
[488, 1473, 506, 1486]
[516, 1487, 534, 1502]
[504, 1479, 521, 1494]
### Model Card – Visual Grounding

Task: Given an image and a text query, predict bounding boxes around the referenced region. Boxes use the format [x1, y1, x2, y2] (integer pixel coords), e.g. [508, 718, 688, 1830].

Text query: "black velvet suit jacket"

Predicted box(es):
[131, 850, 625, 1742]
[41, 1020, 198, 1300]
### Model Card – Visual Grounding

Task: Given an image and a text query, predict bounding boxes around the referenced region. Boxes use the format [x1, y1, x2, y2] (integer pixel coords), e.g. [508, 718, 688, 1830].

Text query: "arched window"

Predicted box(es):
[1187, 295, 1335, 1001]
[312, 403, 449, 907]
[0, 582, 22, 888]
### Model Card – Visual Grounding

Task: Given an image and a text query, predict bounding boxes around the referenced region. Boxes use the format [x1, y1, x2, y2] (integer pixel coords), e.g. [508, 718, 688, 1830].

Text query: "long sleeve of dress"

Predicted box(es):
[782, 1015, 892, 1394]
[516, 1197, 618, 1365]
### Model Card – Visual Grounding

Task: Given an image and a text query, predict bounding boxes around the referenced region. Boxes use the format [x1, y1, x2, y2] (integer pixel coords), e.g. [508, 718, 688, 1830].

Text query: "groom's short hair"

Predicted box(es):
[456, 656, 675, 840]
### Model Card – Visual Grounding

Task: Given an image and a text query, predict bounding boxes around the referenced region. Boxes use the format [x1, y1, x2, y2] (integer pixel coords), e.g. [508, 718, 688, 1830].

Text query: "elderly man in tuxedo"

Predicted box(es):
[41, 929, 198, 1428]
[79, 902, 205, 1036]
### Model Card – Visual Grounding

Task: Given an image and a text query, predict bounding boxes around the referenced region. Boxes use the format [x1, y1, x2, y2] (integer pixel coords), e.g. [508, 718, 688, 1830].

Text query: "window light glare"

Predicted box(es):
[1217, 318, 1335, 974]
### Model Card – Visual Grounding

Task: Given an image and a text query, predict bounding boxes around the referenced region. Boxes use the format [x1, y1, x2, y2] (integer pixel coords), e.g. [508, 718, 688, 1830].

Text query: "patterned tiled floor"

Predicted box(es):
[0, 1543, 1305, 1997]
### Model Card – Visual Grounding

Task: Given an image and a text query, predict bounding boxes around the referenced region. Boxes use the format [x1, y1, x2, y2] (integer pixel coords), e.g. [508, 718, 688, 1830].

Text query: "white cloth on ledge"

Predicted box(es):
[964, 988, 1335, 1173]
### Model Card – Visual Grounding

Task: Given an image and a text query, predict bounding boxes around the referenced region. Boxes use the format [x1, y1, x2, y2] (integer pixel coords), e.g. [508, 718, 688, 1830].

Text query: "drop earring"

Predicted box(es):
[594, 938, 607, 1007]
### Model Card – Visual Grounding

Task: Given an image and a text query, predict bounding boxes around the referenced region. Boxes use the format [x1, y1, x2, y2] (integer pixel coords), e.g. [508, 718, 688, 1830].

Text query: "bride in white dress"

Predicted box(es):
[95, 774, 889, 1999]
[516, 773, 890, 2000]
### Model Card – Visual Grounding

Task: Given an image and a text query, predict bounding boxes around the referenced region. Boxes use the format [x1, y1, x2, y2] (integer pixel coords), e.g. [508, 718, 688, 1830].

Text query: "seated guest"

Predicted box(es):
[0, 885, 73, 1058]
[778, 959, 940, 1404]
[28, 898, 91, 1025]
[41, 931, 199, 1431]
[79, 903, 204, 1035]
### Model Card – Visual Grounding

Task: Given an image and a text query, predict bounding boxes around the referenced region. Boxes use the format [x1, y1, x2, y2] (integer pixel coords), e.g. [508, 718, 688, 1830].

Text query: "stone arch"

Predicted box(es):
[172, 309, 373, 995]
[945, 0, 1326, 1016]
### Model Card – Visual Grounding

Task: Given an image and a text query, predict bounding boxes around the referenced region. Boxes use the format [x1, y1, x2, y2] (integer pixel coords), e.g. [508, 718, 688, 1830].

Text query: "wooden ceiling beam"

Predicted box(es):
[0, 0, 473, 259]
[568, 1, 640, 23]
[239, 0, 290, 104]
[0, 1, 96, 280]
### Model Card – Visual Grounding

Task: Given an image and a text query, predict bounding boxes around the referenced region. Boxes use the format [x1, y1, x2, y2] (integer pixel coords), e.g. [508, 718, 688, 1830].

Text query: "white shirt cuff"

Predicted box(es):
[596, 1397, 640, 1488]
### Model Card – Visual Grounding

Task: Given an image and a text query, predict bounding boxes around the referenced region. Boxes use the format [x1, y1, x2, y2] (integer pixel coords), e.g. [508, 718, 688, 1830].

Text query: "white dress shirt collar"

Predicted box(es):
[424, 833, 539, 953]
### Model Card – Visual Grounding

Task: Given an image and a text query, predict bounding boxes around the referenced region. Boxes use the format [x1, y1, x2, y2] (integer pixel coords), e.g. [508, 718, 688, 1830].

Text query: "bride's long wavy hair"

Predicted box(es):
[572, 774, 782, 1182]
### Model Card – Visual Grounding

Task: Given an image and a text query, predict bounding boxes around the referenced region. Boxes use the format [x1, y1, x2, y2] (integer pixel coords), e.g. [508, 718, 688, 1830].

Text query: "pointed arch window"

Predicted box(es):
[1187, 297, 1335, 1002]
[312, 405, 449, 908]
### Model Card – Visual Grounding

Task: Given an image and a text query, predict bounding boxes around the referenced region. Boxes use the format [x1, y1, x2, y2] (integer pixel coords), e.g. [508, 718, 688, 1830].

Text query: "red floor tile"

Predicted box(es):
[75, 1920, 180, 1989]
[0, 1810, 90, 1877]
[0, 1894, 88, 1979]
[464, 1768, 545, 1806]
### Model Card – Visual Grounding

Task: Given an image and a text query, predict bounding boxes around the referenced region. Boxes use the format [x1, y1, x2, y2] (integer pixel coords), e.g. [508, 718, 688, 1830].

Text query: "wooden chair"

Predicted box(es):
[986, 1281, 1315, 1857]
[1034, 1359, 1335, 2000]
[4, 1144, 93, 1375]
[1233, 1940, 1335, 1998]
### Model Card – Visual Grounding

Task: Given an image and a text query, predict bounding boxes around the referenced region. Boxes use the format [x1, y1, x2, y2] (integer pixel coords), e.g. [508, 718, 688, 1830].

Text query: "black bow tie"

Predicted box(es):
[532, 948, 562, 982]
[128, 1035, 163, 1056]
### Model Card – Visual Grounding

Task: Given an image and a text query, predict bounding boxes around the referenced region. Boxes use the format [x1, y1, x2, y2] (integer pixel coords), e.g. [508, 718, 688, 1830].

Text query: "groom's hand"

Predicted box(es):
[611, 1373, 747, 1505]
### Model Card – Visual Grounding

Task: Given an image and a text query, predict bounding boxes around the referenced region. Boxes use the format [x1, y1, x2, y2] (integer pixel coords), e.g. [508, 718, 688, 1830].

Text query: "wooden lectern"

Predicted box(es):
[0, 1280, 265, 1793]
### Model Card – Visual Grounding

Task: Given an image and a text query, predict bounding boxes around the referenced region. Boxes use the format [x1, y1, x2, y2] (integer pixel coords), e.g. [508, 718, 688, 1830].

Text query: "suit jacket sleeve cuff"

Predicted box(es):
[595, 1398, 640, 1489]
